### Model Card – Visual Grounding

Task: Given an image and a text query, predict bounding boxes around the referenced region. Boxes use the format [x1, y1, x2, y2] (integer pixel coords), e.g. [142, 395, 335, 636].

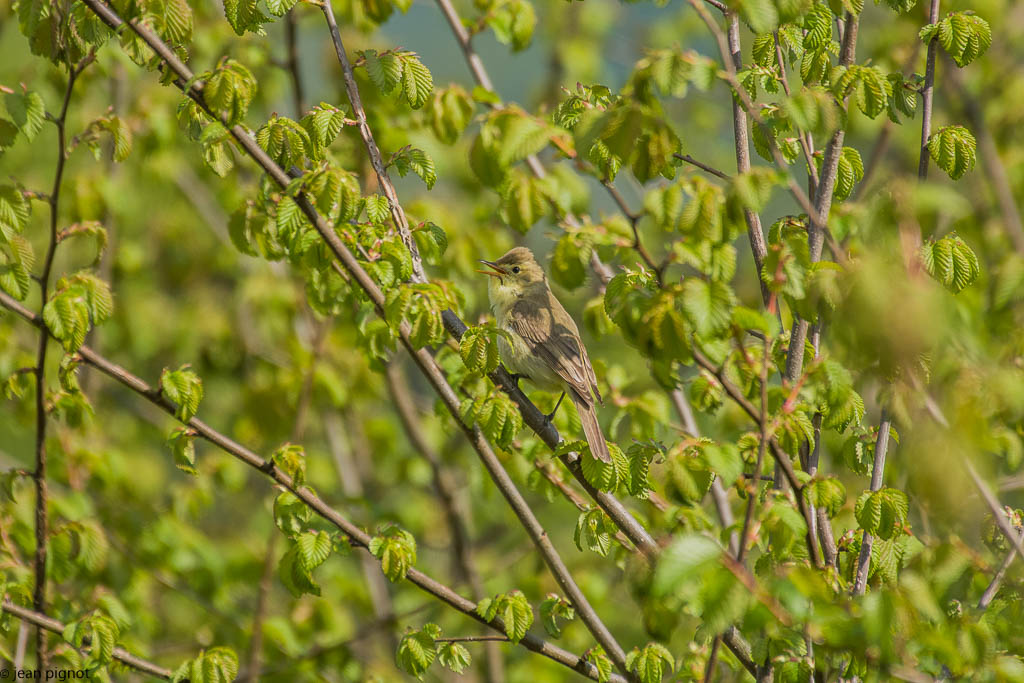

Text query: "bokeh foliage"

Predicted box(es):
[1, 0, 1023, 680]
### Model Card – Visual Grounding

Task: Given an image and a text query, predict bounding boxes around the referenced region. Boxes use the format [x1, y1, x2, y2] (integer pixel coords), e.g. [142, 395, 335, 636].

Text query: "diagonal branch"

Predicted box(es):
[1, 601, 172, 679]
[0, 288, 625, 683]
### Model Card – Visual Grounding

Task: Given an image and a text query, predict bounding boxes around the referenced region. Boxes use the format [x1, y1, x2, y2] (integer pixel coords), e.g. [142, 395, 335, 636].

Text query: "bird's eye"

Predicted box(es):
[512, 266, 520, 274]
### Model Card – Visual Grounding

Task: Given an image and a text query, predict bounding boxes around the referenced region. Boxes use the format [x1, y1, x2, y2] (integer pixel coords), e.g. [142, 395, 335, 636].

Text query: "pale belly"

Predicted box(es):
[497, 326, 563, 392]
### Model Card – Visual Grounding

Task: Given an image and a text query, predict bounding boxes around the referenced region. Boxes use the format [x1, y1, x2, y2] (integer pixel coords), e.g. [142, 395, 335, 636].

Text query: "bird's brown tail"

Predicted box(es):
[570, 390, 611, 463]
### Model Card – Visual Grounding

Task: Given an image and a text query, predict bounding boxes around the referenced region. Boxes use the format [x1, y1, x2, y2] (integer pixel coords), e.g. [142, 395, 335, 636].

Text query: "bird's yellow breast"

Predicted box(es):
[488, 277, 562, 391]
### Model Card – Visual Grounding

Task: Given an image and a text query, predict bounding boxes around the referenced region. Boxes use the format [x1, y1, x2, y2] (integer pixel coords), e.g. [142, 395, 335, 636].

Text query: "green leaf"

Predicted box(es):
[3, 91, 45, 142]
[400, 51, 434, 109]
[200, 122, 235, 177]
[369, 524, 417, 581]
[831, 64, 892, 119]
[273, 491, 312, 537]
[626, 642, 676, 683]
[804, 476, 846, 517]
[927, 11, 992, 67]
[391, 146, 437, 189]
[855, 486, 909, 539]
[171, 647, 238, 683]
[585, 647, 614, 683]
[426, 85, 475, 144]
[833, 146, 864, 202]
[166, 427, 198, 475]
[255, 115, 311, 169]
[926, 125, 977, 180]
[539, 594, 575, 638]
[682, 278, 735, 337]
[550, 232, 592, 290]
[574, 508, 615, 556]
[459, 323, 501, 374]
[476, 590, 533, 643]
[396, 625, 438, 678]
[652, 534, 720, 596]
[0, 184, 30, 240]
[300, 102, 349, 153]
[364, 194, 391, 224]
[159, 365, 204, 422]
[488, 0, 536, 51]
[223, 0, 267, 35]
[364, 50, 403, 95]
[272, 443, 307, 485]
[0, 235, 34, 301]
[63, 613, 119, 669]
[802, 3, 833, 50]
[437, 641, 471, 674]
[203, 58, 257, 126]
[266, 0, 299, 16]
[296, 530, 332, 571]
[920, 233, 980, 293]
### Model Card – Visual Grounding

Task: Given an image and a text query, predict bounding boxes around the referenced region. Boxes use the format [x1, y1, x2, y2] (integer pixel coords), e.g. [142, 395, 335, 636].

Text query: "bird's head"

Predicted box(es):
[478, 247, 547, 301]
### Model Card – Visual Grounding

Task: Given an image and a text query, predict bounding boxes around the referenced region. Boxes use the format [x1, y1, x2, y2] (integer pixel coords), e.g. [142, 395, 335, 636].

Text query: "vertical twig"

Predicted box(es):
[852, 412, 892, 595]
[33, 55, 90, 670]
[284, 9, 305, 117]
[917, 0, 941, 181]
[241, 530, 277, 683]
[727, 12, 770, 305]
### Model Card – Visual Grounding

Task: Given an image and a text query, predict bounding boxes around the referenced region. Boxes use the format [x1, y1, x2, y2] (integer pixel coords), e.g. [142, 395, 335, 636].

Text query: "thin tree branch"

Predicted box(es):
[319, 0, 425, 283]
[241, 530, 277, 683]
[436, 635, 511, 643]
[673, 153, 731, 180]
[783, 10, 859, 388]
[917, 0, 941, 180]
[1, 601, 172, 679]
[726, 11, 769, 305]
[32, 53, 92, 670]
[852, 411, 892, 595]
[977, 535, 1021, 611]
[965, 460, 1024, 572]
[0, 287, 626, 683]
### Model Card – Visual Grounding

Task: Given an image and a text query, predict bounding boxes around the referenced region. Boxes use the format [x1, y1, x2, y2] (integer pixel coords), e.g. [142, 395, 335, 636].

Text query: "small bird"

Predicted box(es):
[478, 246, 611, 463]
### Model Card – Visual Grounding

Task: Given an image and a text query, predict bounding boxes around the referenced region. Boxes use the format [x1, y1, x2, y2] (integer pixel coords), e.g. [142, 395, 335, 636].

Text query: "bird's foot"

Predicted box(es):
[508, 373, 525, 392]
[544, 392, 566, 423]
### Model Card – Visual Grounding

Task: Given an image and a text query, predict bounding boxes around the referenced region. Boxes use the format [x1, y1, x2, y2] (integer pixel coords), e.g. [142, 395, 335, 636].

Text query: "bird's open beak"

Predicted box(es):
[476, 260, 508, 278]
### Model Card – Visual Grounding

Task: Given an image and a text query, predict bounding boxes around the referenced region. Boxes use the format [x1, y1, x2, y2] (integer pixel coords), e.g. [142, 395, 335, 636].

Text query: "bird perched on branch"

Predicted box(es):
[478, 246, 611, 463]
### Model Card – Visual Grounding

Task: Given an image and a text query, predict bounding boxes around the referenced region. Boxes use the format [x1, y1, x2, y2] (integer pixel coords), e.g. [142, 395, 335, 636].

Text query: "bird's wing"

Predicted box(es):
[508, 295, 596, 405]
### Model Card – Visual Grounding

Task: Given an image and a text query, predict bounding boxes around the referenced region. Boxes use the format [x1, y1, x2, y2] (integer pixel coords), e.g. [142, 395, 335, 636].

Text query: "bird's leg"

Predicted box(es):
[507, 373, 525, 392]
[545, 392, 566, 422]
